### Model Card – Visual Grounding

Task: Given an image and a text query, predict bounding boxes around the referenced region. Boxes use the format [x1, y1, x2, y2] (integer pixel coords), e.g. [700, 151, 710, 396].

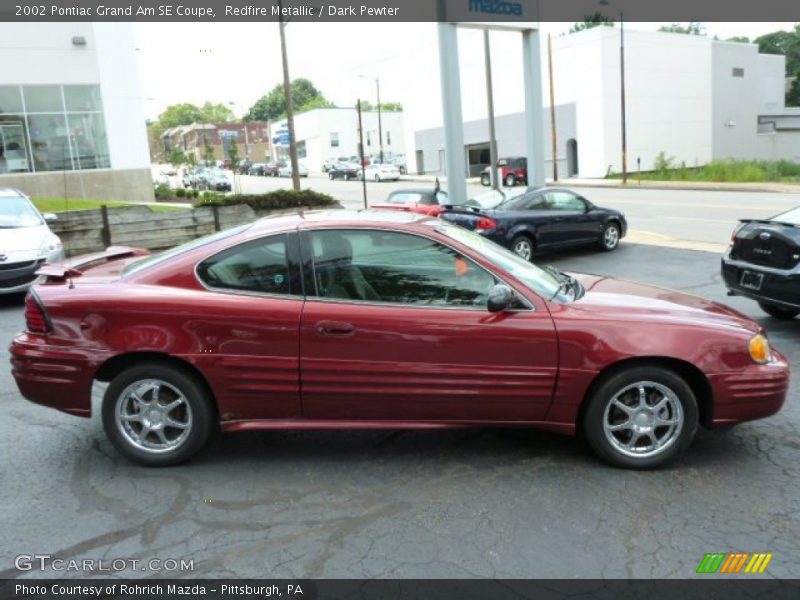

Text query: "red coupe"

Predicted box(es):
[10, 211, 789, 468]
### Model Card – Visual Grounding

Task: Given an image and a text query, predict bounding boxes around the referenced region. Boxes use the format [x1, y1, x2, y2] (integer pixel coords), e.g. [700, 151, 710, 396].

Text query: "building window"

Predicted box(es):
[297, 140, 306, 158]
[0, 84, 110, 175]
[330, 132, 339, 147]
[367, 131, 372, 146]
[732, 67, 745, 78]
[387, 131, 391, 145]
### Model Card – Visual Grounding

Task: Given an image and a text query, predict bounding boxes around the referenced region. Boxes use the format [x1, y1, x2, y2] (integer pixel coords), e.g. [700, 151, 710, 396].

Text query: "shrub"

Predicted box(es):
[175, 188, 186, 197]
[653, 151, 674, 173]
[196, 189, 338, 211]
[154, 183, 172, 200]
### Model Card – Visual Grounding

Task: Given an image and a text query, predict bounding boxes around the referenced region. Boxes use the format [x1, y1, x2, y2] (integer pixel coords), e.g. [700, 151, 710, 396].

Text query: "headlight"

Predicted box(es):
[748, 334, 771, 364]
[40, 234, 63, 254]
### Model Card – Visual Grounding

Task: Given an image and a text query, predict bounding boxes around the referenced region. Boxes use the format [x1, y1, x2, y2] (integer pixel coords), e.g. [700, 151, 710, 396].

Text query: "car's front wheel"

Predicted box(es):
[583, 366, 698, 469]
[511, 235, 534, 262]
[599, 222, 621, 251]
[374, 174, 381, 182]
[102, 362, 214, 467]
[504, 173, 516, 187]
[758, 301, 800, 320]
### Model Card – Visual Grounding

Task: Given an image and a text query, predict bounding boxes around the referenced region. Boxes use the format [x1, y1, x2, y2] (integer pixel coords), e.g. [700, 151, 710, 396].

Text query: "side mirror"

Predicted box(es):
[487, 283, 515, 313]
[42, 212, 58, 222]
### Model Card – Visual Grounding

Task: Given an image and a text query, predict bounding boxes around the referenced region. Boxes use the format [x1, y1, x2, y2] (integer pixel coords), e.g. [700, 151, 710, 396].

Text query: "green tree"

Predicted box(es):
[357, 101, 403, 112]
[227, 138, 240, 172]
[203, 135, 215, 166]
[568, 13, 614, 34]
[755, 25, 800, 74]
[166, 149, 188, 167]
[245, 78, 333, 121]
[787, 74, 800, 107]
[726, 36, 751, 43]
[658, 22, 706, 36]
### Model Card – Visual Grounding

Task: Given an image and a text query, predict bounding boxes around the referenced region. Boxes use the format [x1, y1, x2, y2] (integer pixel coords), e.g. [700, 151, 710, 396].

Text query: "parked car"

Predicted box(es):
[11, 211, 788, 469]
[440, 187, 626, 260]
[237, 159, 253, 175]
[360, 163, 400, 182]
[480, 157, 528, 187]
[390, 156, 408, 175]
[328, 162, 361, 181]
[264, 160, 286, 177]
[370, 187, 450, 216]
[278, 162, 309, 178]
[722, 205, 800, 319]
[0, 188, 63, 295]
[248, 163, 266, 176]
[159, 165, 178, 176]
[207, 169, 232, 192]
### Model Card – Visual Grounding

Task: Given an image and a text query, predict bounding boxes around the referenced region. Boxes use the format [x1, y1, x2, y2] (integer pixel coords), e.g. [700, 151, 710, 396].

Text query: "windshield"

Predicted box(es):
[434, 221, 571, 301]
[771, 207, 800, 225]
[123, 223, 252, 277]
[0, 196, 44, 228]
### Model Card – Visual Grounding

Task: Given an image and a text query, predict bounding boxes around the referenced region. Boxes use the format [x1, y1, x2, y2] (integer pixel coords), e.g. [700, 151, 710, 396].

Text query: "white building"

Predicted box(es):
[0, 23, 152, 201]
[271, 107, 405, 171]
[414, 28, 800, 178]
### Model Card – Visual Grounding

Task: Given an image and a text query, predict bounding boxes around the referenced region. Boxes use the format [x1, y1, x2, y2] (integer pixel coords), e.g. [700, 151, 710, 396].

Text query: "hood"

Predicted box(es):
[568, 273, 759, 334]
[0, 224, 52, 256]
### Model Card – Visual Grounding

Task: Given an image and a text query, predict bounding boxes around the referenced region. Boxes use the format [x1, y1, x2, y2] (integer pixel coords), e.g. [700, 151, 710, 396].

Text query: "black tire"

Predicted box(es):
[329, 172, 335, 180]
[583, 366, 698, 469]
[599, 221, 621, 251]
[480, 173, 490, 187]
[374, 174, 381, 182]
[101, 362, 214, 467]
[510, 235, 534, 262]
[399, 166, 407, 175]
[758, 301, 800, 320]
[504, 173, 516, 187]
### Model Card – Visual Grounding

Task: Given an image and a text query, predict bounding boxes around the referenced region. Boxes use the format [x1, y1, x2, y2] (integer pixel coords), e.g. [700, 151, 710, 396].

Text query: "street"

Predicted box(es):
[0, 240, 797, 579]
[225, 172, 800, 248]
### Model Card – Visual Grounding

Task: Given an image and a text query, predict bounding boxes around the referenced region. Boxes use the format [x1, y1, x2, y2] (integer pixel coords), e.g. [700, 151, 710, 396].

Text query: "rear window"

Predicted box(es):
[772, 207, 800, 225]
[122, 223, 252, 277]
[388, 192, 424, 204]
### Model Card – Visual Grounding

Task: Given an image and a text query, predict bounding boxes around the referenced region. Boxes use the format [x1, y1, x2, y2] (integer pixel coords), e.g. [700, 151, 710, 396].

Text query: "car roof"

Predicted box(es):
[246, 209, 436, 236]
[0, 188, 26, 198]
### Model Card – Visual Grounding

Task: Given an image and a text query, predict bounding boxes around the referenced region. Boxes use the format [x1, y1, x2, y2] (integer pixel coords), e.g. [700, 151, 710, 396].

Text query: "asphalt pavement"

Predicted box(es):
[1, 241, 797, 579]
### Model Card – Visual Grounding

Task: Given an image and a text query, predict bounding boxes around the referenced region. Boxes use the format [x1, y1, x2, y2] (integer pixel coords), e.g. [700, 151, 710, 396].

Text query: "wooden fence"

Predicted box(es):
[50, 203, 323, 257]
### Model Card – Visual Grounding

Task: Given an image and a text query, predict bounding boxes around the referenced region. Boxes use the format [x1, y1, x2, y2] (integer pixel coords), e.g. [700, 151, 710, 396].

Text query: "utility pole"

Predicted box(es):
[375, 78, 384, 163]
[548, 33, 558, 182]
[278, 0, 300, 191]
[483, 29, 499, 191]
[620, 12, 628, 184]
[357, 100, 368, 208]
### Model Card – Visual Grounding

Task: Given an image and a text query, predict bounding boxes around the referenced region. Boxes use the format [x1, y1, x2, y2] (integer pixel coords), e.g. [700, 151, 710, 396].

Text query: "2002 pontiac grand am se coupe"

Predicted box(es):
[10, 211, 789, 469]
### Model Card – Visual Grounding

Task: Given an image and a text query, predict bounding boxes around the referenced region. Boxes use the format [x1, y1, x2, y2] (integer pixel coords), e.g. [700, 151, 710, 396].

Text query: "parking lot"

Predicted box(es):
[1, 235, 798, 579]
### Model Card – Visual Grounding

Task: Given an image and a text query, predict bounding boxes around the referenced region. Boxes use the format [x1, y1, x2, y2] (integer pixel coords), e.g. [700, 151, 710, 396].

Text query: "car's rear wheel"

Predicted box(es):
[504, 173, 517, 187]
[599, 222, 621, 251]
[374, 174, 381, 182]
[583, 366, 698, 469]
[758, 301, 800, 320]
[102, 363, 214, 467]
[329, 172, 335, 180]
[511, 235, 534, 262]
[480, 173, 490, 186]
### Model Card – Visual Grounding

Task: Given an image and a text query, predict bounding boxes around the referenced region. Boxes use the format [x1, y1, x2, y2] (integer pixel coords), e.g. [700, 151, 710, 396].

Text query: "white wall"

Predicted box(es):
[0, 22, 150, 171]
[273, 108, 405, 171]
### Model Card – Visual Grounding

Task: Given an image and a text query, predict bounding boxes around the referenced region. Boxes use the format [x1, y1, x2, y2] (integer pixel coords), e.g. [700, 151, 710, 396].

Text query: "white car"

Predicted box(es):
[361, 163, 400, 182]
[278, 162, 309, 178]
[0, 189, 64, 294]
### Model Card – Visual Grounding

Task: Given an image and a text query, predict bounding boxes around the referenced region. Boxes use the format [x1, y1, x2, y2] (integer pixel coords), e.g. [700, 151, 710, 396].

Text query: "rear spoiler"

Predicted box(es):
[36, 246, 150, 280]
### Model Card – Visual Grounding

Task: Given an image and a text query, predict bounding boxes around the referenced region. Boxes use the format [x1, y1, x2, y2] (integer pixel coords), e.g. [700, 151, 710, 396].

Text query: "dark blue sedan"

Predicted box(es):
[441, 187, 627, 260]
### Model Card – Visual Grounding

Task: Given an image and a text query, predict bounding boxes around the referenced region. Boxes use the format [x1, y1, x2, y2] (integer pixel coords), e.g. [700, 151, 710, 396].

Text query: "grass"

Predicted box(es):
[608, 158, 800, 183]
[32, 198, 188, 213]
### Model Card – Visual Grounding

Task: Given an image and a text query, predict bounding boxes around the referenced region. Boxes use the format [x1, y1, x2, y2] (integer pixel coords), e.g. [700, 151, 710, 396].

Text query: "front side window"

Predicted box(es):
[310, 229, 496, 308]
[0, 195, 44, 228]
[197, 234, 294, 295]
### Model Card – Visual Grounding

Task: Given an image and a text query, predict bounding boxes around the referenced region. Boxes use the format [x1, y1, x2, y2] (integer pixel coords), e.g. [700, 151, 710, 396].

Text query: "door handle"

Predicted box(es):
[315, 321, 355, 337]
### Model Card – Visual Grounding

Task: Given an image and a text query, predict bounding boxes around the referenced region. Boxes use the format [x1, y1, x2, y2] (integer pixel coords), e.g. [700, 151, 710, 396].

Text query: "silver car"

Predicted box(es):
[0, 189, 64, 294]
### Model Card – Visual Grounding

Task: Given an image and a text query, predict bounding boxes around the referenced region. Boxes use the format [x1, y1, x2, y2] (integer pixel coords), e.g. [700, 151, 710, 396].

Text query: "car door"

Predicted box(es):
[298, 227, 559, 422]
[544, 191, 598, 246]
[193, 232, 304, 420]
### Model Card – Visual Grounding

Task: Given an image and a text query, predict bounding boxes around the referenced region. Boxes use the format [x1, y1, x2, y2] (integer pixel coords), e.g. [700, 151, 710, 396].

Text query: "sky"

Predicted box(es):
[133, 21, 797, 152]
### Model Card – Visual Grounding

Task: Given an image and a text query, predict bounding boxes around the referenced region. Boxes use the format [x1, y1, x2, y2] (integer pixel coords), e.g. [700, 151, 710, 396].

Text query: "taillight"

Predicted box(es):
[731, 223, 744, 242]
[476, 216, 497, 231]
[24, 292, 51, 334]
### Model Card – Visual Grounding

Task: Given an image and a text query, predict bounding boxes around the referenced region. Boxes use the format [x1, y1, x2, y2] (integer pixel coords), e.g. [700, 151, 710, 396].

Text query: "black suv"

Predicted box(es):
[721, 206, 800, 319]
